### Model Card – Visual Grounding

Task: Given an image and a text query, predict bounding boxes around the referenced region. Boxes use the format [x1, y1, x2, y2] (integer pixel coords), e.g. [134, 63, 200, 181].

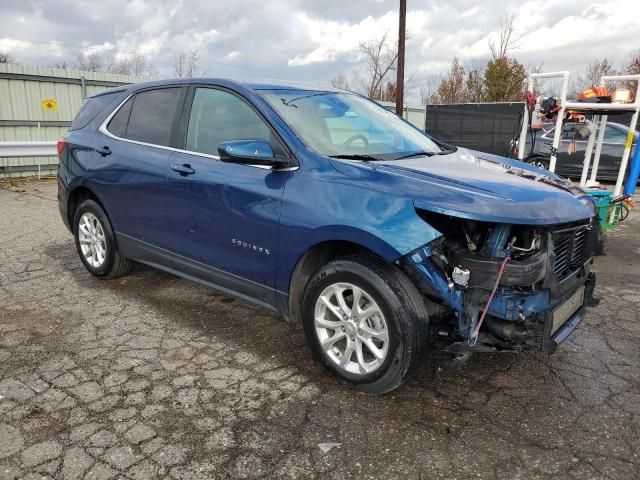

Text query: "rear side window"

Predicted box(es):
[70, 92, 119, 131]
[124, 88, 183, 146]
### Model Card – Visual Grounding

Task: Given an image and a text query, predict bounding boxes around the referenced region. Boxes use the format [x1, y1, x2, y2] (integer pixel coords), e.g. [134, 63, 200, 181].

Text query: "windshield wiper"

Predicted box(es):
[329, 154, 384, 161]
[394, 150, 437, 160]
[281, 92, 332, 108]
[394, 148, 455, 160]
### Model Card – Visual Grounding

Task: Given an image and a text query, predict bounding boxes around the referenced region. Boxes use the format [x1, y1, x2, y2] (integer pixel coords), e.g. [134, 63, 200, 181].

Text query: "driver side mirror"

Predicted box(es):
[217, 139, 287, 167]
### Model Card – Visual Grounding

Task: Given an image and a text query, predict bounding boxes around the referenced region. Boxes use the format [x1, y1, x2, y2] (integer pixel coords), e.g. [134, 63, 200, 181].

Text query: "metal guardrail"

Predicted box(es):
[0, 141, 58, 179]
[0, 141, 57, 158]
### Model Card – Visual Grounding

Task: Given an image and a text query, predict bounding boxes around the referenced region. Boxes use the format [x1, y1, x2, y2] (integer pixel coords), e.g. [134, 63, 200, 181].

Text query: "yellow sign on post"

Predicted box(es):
[41, 98, 58, 111]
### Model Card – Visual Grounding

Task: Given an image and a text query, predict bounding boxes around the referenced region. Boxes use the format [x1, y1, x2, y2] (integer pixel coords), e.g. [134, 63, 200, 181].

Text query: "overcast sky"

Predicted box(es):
[1, 0, 638, 102]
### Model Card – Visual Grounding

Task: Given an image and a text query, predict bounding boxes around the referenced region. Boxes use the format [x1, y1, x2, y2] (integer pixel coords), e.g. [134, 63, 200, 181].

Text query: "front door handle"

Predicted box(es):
[171, 163, 195, 176]
[94, 146, 111, 156]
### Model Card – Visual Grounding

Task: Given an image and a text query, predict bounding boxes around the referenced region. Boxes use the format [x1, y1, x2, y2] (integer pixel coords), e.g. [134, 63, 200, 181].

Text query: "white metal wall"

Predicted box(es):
[380, 101, 426, 129]
[0, 64, 149, 177]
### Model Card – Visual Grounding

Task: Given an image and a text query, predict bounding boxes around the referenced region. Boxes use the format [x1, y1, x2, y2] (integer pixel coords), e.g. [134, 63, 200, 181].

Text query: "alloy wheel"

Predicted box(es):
[78, 212, 107, 269]
[314, 282, 389, 375]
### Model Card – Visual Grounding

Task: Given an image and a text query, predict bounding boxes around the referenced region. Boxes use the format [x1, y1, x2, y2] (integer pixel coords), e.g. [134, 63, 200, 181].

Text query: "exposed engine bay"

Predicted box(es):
[402, 209, 602, 355]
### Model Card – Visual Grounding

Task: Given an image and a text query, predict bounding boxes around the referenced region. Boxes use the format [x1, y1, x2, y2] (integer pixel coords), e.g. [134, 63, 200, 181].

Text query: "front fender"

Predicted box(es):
[275, 159, 441, 292]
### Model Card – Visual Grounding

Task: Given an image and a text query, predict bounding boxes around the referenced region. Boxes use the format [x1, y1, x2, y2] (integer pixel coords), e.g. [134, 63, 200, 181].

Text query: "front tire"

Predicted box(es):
[73, 199, 131, 279]
[301, 255, 429, 394]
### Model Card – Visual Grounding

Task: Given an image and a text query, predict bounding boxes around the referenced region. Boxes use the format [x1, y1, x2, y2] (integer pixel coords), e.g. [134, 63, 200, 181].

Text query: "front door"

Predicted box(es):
[164, 87, 290, 305]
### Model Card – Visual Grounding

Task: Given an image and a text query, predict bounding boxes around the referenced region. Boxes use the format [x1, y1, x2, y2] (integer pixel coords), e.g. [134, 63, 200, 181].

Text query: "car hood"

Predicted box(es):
[329, 148, 595, 225]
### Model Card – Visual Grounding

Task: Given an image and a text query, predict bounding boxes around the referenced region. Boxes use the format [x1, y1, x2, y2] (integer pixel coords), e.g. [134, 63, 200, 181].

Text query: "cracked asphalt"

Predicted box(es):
[1, 179, 639, 480]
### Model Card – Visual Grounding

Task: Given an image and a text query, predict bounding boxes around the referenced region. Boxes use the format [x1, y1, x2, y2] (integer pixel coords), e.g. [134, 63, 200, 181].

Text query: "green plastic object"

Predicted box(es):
[602, 203, 621, 231]
[584, 188, 613, 225]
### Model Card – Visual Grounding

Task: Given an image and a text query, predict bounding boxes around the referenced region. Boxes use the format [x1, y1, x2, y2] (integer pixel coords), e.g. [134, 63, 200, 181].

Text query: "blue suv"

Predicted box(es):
[58, 79, 600, 393]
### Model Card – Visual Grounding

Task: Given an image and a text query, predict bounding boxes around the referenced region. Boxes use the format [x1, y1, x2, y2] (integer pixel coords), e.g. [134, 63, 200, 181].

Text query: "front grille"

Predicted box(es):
[552, 223, 590, 279]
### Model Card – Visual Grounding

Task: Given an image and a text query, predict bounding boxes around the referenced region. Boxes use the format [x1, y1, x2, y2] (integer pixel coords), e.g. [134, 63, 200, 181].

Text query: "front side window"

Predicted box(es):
[110, 88, 183, 146]
[186, 88, 271, 156]
[258, 89, 442, 159]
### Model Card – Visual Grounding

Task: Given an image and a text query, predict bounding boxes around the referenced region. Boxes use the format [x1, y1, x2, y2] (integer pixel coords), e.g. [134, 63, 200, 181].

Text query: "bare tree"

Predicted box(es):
[570, 58, 617, 97]
[0, 52, 14, 63]
[626, 51, 640, 75]
[403, 71, 421, 101]
[129, 54, 151, 76]
[330, 72, 353, 90]
[174, 50, 201, 78]
[107, 54, 151, 76]
[107, 57, 132, 75]
[358, 32, 400, 100]
[419, 74, 442, 105]
[51, 60, 69, 69]
[624, 51, 640, 90]
[489, 15, 519, 60]
[75, 53, 103, 72]
[584, 58, 616, 86]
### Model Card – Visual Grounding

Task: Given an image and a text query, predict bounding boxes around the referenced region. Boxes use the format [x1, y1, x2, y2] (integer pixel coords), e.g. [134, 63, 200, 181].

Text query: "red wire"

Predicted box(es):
[472, 256, 511, 339]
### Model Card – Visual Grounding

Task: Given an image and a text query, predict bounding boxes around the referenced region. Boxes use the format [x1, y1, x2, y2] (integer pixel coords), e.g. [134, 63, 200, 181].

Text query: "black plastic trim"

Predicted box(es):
[116, 233, 279, 312]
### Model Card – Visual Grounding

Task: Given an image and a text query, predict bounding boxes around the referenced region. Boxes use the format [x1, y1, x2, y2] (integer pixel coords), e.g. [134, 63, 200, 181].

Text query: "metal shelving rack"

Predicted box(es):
[517, 72, 640, 197]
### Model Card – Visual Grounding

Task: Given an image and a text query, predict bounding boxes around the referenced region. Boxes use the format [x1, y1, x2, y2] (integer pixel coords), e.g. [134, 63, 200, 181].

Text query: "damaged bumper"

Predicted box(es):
[402, 218, 601, 354]
[489, 270, 597, 353]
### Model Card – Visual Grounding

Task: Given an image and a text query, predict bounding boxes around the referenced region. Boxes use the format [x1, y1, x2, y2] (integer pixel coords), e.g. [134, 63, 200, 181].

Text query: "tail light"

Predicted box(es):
[56, 139, 66, 158]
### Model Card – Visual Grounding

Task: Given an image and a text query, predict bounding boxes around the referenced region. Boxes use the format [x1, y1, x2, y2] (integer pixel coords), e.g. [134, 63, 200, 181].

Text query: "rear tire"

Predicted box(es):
[301, 255, 429, 394]
[73, 199, 131, 279]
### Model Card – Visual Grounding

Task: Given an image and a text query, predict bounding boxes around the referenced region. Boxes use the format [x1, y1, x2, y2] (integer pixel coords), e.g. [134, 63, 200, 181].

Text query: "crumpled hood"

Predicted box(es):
[329, 148, 595, 225]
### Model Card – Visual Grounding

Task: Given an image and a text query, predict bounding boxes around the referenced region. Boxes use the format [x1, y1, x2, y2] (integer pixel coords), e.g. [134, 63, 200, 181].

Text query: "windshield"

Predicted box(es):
[258, 89, 444, 160]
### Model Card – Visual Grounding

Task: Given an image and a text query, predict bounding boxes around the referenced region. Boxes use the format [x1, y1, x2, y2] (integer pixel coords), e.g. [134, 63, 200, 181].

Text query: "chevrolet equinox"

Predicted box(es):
[58, 79, 600, 393]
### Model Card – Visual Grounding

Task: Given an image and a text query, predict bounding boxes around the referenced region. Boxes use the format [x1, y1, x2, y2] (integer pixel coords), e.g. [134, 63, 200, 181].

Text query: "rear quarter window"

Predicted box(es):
[107, 97, 134, 138]
[70, 91, 120, 131]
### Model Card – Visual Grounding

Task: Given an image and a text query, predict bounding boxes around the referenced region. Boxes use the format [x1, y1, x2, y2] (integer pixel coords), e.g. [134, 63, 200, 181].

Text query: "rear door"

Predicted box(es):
[163, 86, 291, 304]
[95, 86, 187, 248]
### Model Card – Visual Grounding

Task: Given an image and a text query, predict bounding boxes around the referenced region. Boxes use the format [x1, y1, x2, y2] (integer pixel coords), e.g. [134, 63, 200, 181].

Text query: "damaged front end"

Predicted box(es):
[401, 210, 602, 354]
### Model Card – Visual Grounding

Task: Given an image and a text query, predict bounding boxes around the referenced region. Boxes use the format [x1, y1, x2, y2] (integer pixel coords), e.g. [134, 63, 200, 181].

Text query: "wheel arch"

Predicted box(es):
[285, 234, 398, 324]
[67, 184, 111, 233]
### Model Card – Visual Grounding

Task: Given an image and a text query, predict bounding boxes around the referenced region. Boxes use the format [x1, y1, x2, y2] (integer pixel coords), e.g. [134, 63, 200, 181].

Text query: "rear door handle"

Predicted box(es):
[171, 163, 195, 175]
[94, 146, 111, 156]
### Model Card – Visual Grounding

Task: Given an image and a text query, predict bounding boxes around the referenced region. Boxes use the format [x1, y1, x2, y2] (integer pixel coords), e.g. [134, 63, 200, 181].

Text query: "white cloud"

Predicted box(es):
[83, 42, 115, 56]
[0, 0, 638, 103]
[517, 1, 639, 55]
[288, 10, 429, 66]
[288, 12, 396, 66]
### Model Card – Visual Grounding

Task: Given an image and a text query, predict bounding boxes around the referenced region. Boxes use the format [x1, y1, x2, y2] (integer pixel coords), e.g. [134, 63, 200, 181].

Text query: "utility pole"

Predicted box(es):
[395, 0, 406, 115]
